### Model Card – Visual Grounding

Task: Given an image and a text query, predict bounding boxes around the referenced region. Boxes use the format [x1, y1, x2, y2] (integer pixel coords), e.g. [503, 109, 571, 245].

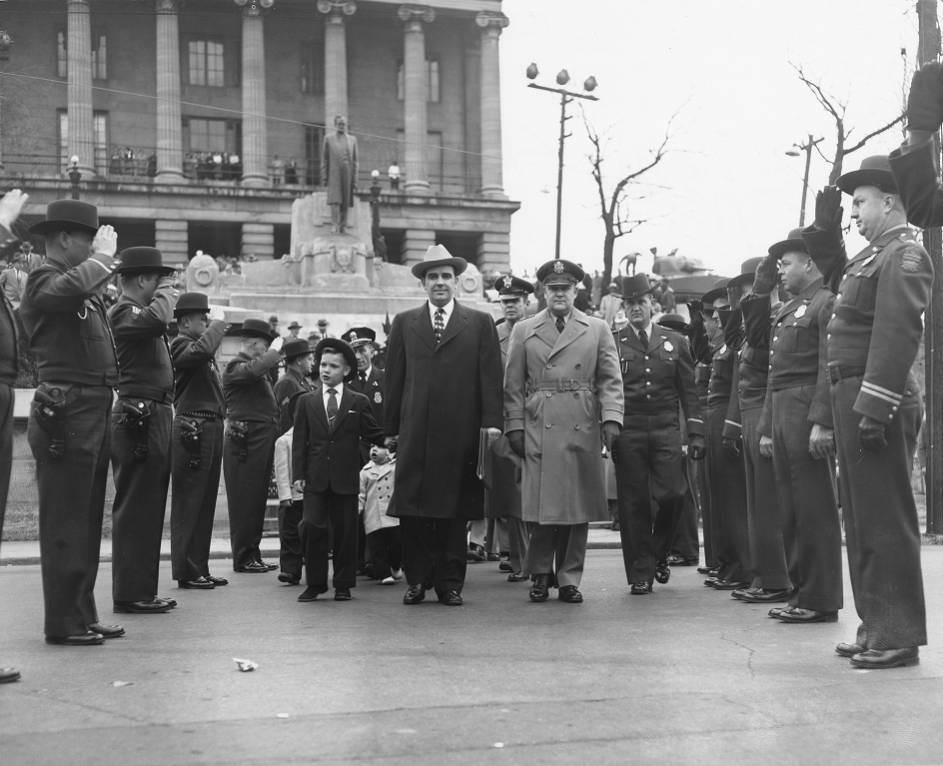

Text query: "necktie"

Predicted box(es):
[327, 387, 338, 427]
[555, 315, 565, 334]
[638, 329, 648, 349]
[434, 308, 445, 344]
[358, 371, 367, 386]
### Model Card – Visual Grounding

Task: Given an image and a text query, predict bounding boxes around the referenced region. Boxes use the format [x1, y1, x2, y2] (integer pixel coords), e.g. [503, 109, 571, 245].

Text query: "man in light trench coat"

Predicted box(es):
[504, 259, 624, 604]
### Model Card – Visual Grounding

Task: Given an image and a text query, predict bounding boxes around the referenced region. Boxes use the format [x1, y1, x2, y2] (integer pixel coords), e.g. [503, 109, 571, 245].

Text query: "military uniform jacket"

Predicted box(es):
[109, 287, 176, 402]
[348, 365, 384, 426]
[223, 348, 280, 424]
[20, 252, 118, 387]
[804, 224, 933, 423]
[171, 320, 227, 416]
[615, 323, 703, 435]
[274, 367, 314, 434]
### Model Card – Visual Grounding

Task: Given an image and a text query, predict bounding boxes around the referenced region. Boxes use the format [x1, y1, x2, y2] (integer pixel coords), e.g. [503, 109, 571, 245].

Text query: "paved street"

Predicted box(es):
[1, 548, 942, 765]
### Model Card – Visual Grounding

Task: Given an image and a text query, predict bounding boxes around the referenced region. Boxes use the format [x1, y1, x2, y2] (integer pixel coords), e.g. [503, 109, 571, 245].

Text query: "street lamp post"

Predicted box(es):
[785, 134, 824, 227]
[68, 155, 82, 200]
[369, 168, 387, 261]
[526, 63, 598, 260]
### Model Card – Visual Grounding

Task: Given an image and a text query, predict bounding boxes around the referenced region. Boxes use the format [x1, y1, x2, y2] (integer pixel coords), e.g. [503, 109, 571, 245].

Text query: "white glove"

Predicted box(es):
[0, 189, 28, 231]
[208, 304, 227, 322]
[269, 335, 284, 352]
[92, 225, 118, 258]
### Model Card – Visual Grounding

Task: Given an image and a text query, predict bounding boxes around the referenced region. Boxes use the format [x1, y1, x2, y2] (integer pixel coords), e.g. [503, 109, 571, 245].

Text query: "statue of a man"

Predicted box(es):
[321, 115, 359, 234]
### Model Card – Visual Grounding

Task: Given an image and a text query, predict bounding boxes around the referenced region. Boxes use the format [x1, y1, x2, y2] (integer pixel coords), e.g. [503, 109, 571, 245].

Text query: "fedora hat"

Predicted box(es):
[29, 199, 99, 236]
[620, 274, 654, 302]
[836, 155, 897, 195]
[411, 243, 468, 279]
[768, 228, 807, 260]
[173, 291, 210, 317]
[315, 337, 358, 382]
[701, 278, 731, 307]
[115, 246, 176, 276]
[240, 318, 275, 342]
[287, 321, 302, 330]
[727, 257, 764, 290]
[282, 338, 313, 360]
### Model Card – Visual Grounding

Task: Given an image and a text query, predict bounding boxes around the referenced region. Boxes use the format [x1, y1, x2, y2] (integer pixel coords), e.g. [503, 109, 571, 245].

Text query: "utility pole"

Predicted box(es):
[917, 0, 943, 536]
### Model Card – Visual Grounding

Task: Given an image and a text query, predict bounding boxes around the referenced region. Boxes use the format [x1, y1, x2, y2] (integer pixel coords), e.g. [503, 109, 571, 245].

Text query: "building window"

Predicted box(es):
[300, 43, 323, 94]
[396, 58, 440, 103]
[58, 109, 109, 174]
[183, 117, 242, 180]
[188, 39, 225, 87]
[56, 31, 108, 80]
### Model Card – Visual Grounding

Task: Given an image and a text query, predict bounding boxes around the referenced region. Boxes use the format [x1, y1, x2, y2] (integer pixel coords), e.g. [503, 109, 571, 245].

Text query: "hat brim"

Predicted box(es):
[28, 220, 98, 236]
[727, 272, 754, 289]
[658, 319, 689, 333]
[173, 307, 210, 318]
[240, 328, 275, 342]
[768, 237, 807, 260]
[836, 169, 897, 196]
[623, 288, 653, 302]
[116, 265, 177, 276]
[701, 287, 728, 306]
[411, 257, 468, 279]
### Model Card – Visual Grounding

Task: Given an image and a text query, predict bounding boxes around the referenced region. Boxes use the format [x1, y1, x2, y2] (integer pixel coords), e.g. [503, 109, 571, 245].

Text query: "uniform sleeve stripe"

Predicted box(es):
[724, 419, 740, 427]
[688, 418, 704, 424]
[859, 386, 900, 406]
[860, 381, 902, 402]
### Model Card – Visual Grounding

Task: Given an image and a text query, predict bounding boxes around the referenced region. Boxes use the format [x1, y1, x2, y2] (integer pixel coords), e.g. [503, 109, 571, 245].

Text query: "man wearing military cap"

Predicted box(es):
[611, 274, 703, 594]
[109, 247, 180, 614]
[384, 243, 503, 607]
[505, 259, 623, 604]
[801, 158, 931, 669]
[223, 318, 284, 573]
[20, 199, 124, 645]
[169, 292, 230, 590]
[275, 338, 315, 436]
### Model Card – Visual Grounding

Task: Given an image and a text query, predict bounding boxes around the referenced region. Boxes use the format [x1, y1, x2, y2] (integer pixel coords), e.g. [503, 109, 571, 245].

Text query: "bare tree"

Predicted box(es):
[792, 64, 905, 184]
[584, 112, 673, 288]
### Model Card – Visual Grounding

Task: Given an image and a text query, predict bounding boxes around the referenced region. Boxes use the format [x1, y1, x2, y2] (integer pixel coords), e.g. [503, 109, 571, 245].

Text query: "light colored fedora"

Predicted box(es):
[411, 243, 468, 279]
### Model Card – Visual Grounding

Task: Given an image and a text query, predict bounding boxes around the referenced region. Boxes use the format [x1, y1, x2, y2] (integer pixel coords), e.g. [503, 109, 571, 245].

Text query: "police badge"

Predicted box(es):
[795, 304, 807, 319]
[374, 392, 382, 404]
[664, 340, 673, 352]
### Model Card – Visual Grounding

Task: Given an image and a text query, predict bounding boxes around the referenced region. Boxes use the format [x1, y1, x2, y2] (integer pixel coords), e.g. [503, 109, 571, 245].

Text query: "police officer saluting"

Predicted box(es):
[20, 200, 123, 645]
[274, 338, 315, 436]
[169, 292, 229, 589]
[223, 318, 283, 573]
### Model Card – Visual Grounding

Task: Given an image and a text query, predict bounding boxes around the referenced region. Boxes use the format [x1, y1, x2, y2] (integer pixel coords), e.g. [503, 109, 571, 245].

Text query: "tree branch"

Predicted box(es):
[843, 112, 906, 155]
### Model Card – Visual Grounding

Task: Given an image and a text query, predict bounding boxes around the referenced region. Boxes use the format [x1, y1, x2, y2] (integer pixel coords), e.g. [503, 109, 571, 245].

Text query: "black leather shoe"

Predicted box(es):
[334, 588, 352, 601]
[0, 666, 20, 683]
[630, 582, 652, 595]
[667, 554, 698, 566]
[88, 623, 125, 639]
[697, 565, 718, 575]
[850, 647, 919, 669]
[768, 605, 792, 618]
[178, 577, 215, 589]
[439, 589, 464, 606]
[776, 607, 838, 623]
[739, 588, 791, 603]
[113, 599, 174, 614]
[261, 561, 278, 571]
[235, 562, 269, 573]
[835, 642, 866, 658]
[507, 571, 529, 582]
[498, 561, 514, 573]
[654, 561, 671, 584]
[206, 575, 229, 586]
[45, 631, 105, 646]
[711, 579, 750, 591]
[157, 596, 178, 608]
[297, 587, 322, 602]
[403, 585, 426, 605]
[558, 585, 583, 603]
[278, 573, 301, 585]
[529, 574, 550, 602]
[467, 543, 487, 563]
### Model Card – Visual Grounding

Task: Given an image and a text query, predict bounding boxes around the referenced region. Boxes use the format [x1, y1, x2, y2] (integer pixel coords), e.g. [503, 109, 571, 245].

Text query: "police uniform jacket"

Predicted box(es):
[615, 322, 703, 435]
[223, 349, 280, 424]
[274, 366, 314, 434]
[171, 320, 227, 416]
[706, 310, 740, 409]
[349, 365, 384, 425]
[109, 288, 176, 402]
[20, 252, 117, 386]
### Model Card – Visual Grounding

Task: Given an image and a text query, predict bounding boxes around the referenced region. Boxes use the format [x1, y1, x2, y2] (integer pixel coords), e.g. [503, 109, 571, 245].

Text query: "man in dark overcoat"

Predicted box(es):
[384, 244, 503, 607]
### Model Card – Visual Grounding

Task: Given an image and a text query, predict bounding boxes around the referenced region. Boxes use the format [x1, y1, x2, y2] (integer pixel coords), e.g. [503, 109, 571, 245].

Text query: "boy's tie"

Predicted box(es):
[327, 387, 338, 427]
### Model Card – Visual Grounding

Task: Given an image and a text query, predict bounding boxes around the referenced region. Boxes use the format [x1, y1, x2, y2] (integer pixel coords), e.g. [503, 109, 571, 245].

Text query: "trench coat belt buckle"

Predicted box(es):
[535, 378, 592, 393]
[827, 363, 864, 385]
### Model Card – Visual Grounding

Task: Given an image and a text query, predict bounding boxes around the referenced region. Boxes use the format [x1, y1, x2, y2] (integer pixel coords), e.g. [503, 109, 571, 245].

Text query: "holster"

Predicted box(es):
[118, 399, 152, 462]
[227, 420, 249, 463]
[177, 416, 203, 470]
[32, 387, 66, 460]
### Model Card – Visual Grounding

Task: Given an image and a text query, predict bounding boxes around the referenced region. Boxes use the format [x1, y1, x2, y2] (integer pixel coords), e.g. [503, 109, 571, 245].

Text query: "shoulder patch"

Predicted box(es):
[900, 247, 926, 273]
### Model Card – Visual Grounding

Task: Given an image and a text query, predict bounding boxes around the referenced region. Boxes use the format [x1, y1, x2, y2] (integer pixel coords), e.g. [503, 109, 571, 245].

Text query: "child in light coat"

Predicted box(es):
[359, 446, 402, 584]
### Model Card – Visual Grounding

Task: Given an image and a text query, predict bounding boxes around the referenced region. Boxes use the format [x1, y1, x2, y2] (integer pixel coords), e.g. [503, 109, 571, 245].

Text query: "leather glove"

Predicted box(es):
[602, 421, 620, 452]
[688, 434, 706, 461]
[813, 186, 843, 233]
[726, 283, 743, 310]
[907, 63, 943, 133]
[507, 430, 525, 458]
[722, 436, 741, 457]
[752, 252, 780, 296]
[858, 416, 888, 452]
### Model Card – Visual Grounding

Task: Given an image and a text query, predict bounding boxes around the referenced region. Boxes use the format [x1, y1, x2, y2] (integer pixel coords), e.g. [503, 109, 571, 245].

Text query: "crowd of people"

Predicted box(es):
[3, 65, 943, 685]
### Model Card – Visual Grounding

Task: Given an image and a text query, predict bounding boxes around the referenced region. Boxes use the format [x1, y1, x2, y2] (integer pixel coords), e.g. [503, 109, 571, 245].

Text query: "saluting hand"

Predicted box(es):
[0, 188, 28, 232]
[92, 225, 118, 257]
[813, 186, 843, 234]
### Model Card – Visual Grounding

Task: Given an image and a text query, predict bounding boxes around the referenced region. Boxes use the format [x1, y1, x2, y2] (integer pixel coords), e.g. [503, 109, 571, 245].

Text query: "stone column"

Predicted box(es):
[397, 5, 434, 195]
[475, 12, 508, 198]
[240, 3, 268, 187]
[67, 0, 95, 176]
[155, 219, 189, 265]
[155, 0, 183, 182]
[477, 231, 511, 274]
[318, 1, 357, 125]
[242, 222, 274, 259]
[402, 228, 434, 270]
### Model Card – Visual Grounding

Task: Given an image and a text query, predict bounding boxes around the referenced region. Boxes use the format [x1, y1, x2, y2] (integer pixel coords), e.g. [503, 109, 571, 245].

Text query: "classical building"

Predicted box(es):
[0, 0, 517, 271]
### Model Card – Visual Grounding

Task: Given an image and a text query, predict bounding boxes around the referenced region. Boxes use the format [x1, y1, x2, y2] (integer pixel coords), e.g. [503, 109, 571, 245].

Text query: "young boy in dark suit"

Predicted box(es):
[292, 338, 384, 602]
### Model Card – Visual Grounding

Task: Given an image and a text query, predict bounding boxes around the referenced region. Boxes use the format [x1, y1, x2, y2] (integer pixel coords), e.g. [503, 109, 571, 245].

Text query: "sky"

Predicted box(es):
[499, 0, 921, 279]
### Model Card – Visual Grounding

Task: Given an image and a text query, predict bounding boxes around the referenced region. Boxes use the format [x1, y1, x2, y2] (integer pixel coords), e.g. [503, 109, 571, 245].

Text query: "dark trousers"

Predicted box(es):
[0, 384, 12, 529]
[740, 405, 790, 591]
[300, 490, 358, 591]
[525, 523, 588, 588]
[28, 384, 112, 638]
[399, 515, 468, 595]
[771, 386, 842, 611]
[613, 414, 686, 585]
[832, 377, 926, 648]
[367, 526, 402, 580]
[170, 417, 223, 581]
[278, 499, 304, 578]
[670, 456, 700, 563]
[111, 400, 172, 602]
[705, 403, 750, 582]
[223, 419, 277, 570]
